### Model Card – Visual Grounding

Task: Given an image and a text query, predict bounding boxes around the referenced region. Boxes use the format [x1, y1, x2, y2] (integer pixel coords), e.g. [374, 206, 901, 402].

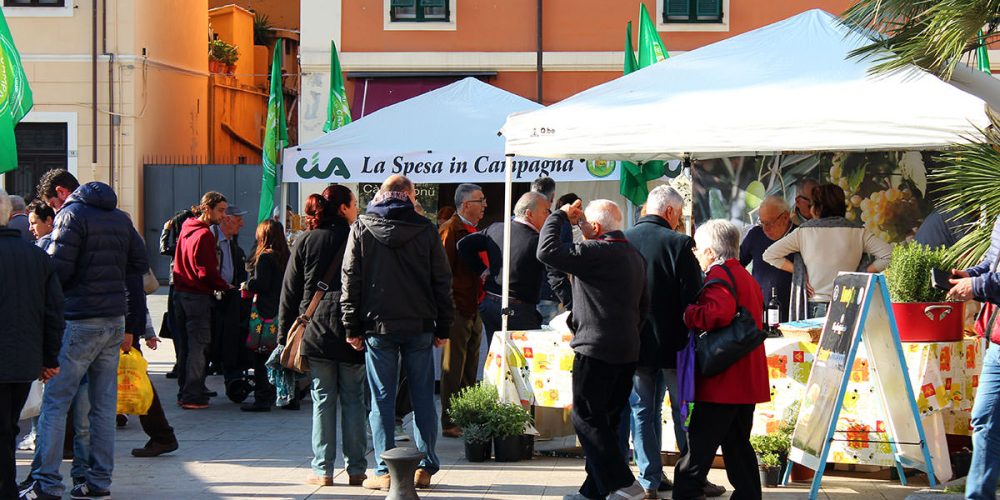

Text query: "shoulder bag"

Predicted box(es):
[695, 264, 768, 377]
[279, 242, 346, 373]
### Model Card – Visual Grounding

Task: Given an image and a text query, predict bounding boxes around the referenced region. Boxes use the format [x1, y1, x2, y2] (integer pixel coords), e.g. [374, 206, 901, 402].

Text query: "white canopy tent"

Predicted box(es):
[283, 77, 622, 184]
[501, 9, 990, 161]
[496, 8, 988, 472]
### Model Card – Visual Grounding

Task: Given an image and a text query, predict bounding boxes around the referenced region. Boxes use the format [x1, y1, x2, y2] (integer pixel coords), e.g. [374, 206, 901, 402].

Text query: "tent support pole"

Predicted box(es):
[501, 154, 514, 336]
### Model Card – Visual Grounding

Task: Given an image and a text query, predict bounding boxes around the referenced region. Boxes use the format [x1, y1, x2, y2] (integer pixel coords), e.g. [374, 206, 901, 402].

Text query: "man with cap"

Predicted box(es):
[210, 204, 252, 402]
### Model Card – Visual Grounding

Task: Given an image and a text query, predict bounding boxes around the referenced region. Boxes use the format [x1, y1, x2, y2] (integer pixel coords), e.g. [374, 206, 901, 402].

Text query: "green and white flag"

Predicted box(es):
[259, 39, 288, 224]
[0, 9, 33, 174]
[322, 40, 352, 133]
[638, 3, 668, 68]
[978, 30, 991, 74]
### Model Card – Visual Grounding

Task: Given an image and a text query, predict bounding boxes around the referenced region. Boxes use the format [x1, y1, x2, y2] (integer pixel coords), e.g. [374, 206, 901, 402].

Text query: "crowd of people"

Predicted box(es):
[20, 167, 1000, 500]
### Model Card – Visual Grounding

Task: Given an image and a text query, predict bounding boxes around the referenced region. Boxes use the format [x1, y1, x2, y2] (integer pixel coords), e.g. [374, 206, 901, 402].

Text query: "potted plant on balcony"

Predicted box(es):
[886, 242, 963, 342]
[447, 382, 498, 462]
[209, 39, 239, 74]
[489, 402, 532, 463]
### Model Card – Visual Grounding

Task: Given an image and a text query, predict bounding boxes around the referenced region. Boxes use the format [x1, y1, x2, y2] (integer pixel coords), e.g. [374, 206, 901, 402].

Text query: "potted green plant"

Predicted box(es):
[447, 382, 498, 462]
[209, 39, 239, 74]
[751, 427, 791, 487]
[489, 402, 532, 462]
[886, 242, 963, 342]
[758, 452, 783, 487]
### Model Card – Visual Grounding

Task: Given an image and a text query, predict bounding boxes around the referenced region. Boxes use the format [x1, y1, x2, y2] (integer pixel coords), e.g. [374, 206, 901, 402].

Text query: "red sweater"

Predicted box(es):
[684, 259, 771, 405]
[173, 217, 230, 294]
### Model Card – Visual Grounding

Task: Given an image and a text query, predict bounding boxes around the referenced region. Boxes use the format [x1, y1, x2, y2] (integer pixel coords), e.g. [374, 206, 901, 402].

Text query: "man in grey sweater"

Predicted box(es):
[537, 198, 649, 500]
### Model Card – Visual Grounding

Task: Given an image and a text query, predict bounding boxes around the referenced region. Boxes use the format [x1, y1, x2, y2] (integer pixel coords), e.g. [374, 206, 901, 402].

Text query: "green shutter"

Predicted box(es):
[391, 0, 415, 7]
[696, 0, 722, 20]
[421, 0, 446, 6]
[664, 0, 692, 20]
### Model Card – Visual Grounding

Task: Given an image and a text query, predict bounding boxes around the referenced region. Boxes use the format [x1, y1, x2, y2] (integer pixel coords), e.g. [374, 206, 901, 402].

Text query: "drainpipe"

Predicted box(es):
[103, 0, 114, 190]
[91, 0, 98, 177]
[536, 0, 543, 104]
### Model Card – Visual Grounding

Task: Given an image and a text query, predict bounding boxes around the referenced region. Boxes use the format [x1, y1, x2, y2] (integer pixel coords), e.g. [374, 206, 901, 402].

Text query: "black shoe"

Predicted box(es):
[241, 402, 271, 412]
[204, 390, 218, 398]
[73, 476, 86, 487]
[703, 481, 726, 497]
[279, 400, 300, 411]
[165, 369, 178, 379]
[17, 477, 33, 491]
[19, 481, 59, 500]
[226, 379, 252, 404]
[131, 439, 179, 457]
[69, 482, 111, 499]
[116, 414, 128, 427]
[658, 474, 673, 491]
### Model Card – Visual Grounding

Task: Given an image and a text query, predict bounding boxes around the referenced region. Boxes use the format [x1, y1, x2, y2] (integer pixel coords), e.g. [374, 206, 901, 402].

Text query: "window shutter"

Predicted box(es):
[421, 0, 446, 6]
[391, 0, 415, 7]
[664, 0, 692, 20]
[695, 0, 722, 20]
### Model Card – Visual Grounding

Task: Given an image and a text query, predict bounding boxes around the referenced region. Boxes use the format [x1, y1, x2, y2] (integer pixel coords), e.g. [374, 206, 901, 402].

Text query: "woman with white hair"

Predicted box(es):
[674, 219, 769, 500]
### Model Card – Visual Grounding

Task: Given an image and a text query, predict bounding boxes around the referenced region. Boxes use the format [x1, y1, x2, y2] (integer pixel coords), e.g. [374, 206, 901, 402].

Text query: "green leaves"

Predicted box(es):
[886, 242, 952, 303]
[489, 401, 533, 438]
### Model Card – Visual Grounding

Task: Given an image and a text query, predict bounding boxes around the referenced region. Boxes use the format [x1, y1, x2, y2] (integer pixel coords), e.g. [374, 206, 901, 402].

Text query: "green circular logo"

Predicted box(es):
[586, 160, 616, 178]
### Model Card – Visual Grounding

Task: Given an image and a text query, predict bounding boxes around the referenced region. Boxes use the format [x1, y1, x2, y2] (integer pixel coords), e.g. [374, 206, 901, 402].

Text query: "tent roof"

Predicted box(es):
[501, 9, 990, 161]
[288, 77, 541, 159]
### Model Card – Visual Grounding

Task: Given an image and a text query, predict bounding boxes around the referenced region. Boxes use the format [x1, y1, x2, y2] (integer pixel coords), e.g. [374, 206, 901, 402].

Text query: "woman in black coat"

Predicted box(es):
[278, 184, 367, 487]
[241, 219, 289, 412]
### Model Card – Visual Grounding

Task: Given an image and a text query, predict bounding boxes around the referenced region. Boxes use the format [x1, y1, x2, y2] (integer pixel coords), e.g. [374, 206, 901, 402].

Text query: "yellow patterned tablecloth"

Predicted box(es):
[484, 329, 986, 466]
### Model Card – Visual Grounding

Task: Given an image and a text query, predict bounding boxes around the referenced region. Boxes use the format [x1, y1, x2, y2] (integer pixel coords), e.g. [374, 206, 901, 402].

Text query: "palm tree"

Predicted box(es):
[841, 0, 1000, 266]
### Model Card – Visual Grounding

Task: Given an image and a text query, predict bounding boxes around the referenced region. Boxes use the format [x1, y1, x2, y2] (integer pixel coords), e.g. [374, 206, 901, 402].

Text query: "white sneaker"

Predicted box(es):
[606, 481, 644, 500]
[17, 432, 35, 451]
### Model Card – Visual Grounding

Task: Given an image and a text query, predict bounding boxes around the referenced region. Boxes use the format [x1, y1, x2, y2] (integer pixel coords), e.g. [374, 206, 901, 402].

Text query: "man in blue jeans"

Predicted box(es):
[22, 170, 147, 500]
[342, 175, 454, 492]
[948, 214, 1000, 500]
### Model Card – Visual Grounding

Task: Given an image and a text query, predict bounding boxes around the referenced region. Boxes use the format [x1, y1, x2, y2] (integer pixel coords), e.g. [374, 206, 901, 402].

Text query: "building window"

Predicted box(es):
[3, 0, 66, 6]
[390, 0, 449, 22]
[663, 0, 722, 23]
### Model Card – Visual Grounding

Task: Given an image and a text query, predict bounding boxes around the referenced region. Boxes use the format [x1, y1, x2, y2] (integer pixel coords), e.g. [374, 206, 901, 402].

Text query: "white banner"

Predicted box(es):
[281, 149, 621, 184]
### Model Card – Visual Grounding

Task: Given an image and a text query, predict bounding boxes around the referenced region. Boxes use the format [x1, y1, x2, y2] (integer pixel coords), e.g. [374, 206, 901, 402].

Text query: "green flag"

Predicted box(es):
[322, 40, 352, 133]
[978, 30, 991, 74]
[0, 9, 33, 174]
[619, 12, 671, 206]
[638, 3, 668, 68]
[259, 39, 288, 224]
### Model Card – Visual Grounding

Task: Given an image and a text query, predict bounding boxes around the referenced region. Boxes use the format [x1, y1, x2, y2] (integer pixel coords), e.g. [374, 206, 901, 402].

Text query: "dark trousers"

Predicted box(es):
[132, 341, 175, 444]
[440, 310, 483, 429]
[252, 351, 275, 406]
[674, 402, 761, 500]
[0, 382, 31, 499]
[176, 291, 213, 404]
[480, 294, 542, 351]
[572, 353, 636, 498]
[212, 290, 251, 383]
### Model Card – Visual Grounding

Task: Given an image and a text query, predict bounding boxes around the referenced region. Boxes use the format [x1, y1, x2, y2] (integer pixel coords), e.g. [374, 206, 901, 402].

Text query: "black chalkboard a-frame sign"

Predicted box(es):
[785, 273, 937, 499]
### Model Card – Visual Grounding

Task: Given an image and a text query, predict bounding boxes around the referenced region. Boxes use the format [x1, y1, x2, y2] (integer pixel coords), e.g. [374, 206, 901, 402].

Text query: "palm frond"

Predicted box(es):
[841, 0, 1000, 78]
[931, 125, 1000, 267]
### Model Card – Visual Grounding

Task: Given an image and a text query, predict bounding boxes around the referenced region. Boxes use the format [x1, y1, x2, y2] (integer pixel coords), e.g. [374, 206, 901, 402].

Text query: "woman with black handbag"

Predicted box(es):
[278, 185, 368, 487]
[674, 219, 770, 500]
[240, 220, 289, 412]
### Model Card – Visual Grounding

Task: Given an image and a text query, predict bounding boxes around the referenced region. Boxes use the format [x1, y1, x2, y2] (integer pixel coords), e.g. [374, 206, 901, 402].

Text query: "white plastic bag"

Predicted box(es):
[19, 380, 44, 420]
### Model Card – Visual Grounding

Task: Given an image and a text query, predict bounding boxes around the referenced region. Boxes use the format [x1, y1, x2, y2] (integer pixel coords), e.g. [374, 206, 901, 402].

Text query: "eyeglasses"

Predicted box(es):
[467, 198, 487, 204]
[759, 212, 788, 229]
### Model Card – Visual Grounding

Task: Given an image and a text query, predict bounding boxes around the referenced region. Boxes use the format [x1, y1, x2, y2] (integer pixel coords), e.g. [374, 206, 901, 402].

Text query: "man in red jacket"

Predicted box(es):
[172, 191, 231, 409]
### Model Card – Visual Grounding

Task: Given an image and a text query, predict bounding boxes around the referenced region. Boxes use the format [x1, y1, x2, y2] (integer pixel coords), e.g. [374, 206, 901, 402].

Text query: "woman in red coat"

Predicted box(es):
[674, 219, 771, 500]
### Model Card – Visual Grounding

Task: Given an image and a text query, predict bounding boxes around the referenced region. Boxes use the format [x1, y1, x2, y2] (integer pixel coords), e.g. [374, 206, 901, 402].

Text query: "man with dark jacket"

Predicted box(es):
[172, 191, 231, 410]
[438, 183, 486, 438]
[538, 198, 649, 500]
[24, 170, 148, 500]
[210, 205, 252, 399]
[342, 175, 453, 491]
[621, 186, 707, 499]
[159, 208, 194, 378]
[0, 189, 63, 500]
[458, 191, 549, 343]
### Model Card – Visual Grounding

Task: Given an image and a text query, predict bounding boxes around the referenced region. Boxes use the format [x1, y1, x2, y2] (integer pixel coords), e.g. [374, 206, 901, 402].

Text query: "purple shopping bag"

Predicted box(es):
[676, 330, 697, 431]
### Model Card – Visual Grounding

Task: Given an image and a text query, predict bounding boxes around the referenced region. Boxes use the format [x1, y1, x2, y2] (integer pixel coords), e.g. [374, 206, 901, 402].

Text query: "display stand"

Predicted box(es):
[783, 273, 936, 498]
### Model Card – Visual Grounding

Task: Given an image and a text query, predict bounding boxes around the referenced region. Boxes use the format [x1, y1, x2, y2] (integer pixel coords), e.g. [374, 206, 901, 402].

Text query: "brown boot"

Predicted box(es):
[348, 474, 367, 486]
[362, 475, 391, 491]
[414, 468, 432, 488]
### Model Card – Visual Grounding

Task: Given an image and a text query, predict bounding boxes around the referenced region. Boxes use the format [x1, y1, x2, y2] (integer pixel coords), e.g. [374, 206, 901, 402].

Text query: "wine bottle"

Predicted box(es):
[767, 286, 782, 337]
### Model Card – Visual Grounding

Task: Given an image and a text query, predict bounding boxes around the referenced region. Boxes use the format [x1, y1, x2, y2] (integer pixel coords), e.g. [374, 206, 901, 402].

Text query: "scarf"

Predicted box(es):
[788, 216, 873, 321]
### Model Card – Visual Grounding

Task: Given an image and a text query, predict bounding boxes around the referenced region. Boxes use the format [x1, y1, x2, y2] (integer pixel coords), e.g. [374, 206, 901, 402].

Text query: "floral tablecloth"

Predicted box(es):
[484, 329, 986, 465]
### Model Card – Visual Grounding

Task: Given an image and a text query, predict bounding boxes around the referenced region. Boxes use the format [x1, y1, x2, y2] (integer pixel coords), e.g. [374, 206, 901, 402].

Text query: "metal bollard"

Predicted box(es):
[381, 446, 425, 500]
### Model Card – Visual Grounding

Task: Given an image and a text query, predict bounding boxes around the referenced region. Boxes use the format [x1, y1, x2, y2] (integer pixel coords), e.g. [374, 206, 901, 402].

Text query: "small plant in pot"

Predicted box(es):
[208, 39, 239, 74]
[489, 402, 532, 463]
[751, 430, 791, 488]
[447, 382, 498, 462]
[758, 452, 783, 487]
[886, 243, 963, 342]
